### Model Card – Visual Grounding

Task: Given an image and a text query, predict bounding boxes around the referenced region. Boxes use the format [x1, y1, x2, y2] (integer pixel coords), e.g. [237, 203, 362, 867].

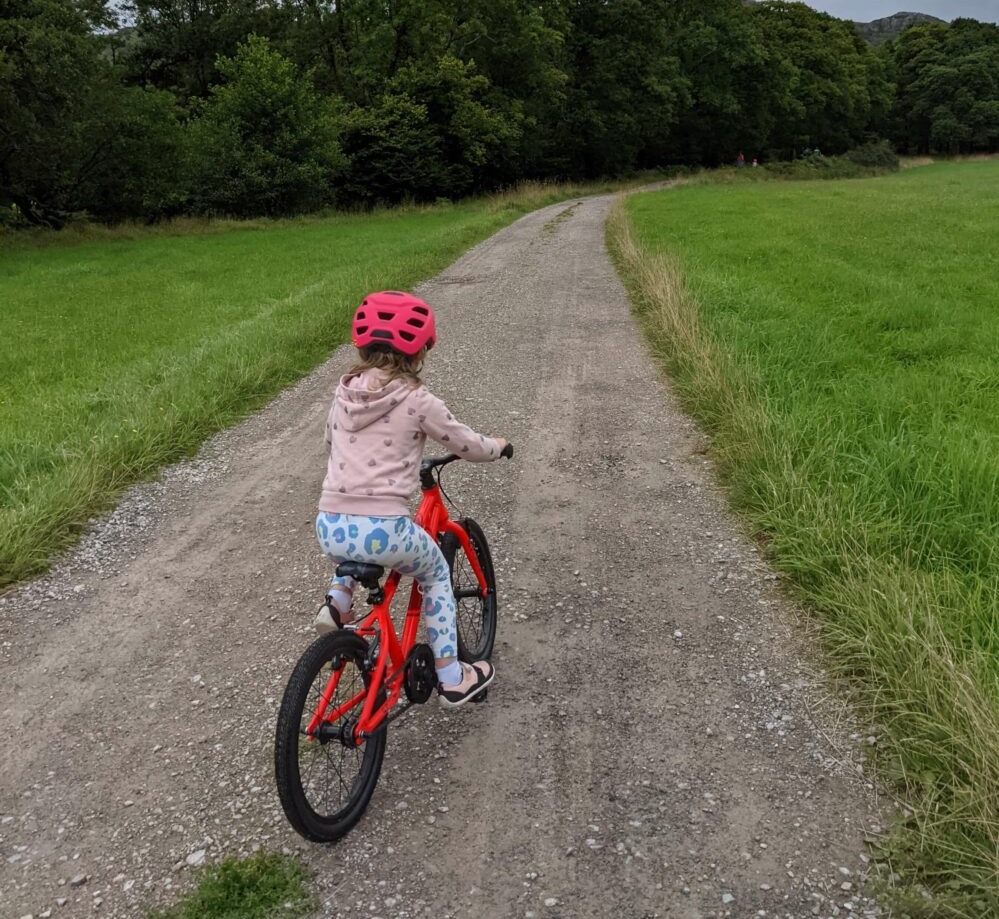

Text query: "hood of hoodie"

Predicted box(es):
[334, 369, 417, 432]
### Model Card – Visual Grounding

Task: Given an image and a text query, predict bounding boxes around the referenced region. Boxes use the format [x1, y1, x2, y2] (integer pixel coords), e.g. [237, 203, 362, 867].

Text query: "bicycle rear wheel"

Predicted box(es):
[440, 517, 497, 661]
[274, 631, 386, 842]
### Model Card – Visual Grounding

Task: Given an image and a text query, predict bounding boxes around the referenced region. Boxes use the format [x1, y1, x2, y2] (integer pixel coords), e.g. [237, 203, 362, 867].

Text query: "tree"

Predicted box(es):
[549, 0, 685, 177]
[336, 54, 521, 206]
[888, 19, 999, 154]
[748, 1, 882, 156]
[388, 54, 522, 194]
[662, 0, 773, 166]
[185, 35, 343, 217]
[87, 85, 187, 220]
[0, 0, 183, 224]
[125, 0, 277, 97]
[276, 0, 564, 181]
[889, 23, 950, 153]
[428, 0, 566, 179]
[0, 0, 104, 223]
[336, 93, 447, 207]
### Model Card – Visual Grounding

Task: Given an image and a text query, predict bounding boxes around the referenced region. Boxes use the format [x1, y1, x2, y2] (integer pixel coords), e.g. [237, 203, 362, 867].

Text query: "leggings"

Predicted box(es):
[315, 512, 457, 660]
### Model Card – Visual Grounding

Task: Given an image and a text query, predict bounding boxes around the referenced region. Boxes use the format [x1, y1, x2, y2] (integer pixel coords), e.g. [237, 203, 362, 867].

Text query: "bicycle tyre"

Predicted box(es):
[274, 631, 387, 842]
[440, 517, 497, 661]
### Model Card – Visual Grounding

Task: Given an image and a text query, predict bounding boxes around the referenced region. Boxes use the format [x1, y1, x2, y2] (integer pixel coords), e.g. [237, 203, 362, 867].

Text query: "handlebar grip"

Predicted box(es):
[500, 442, 514, 459]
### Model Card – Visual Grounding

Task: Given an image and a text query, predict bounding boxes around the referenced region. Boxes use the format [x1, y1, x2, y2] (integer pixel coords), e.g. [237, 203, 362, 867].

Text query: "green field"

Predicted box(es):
[614, 162, 999, 914]
[0, 185, 596, 586]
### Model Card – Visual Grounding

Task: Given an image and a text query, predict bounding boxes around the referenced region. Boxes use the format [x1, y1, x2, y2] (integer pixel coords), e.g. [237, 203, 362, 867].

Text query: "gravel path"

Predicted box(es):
[1, 194, 887, 919]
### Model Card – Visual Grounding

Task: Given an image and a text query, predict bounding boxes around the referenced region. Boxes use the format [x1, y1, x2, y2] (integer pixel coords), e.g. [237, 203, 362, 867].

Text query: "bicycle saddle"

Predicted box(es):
[335, 561, 385, 589]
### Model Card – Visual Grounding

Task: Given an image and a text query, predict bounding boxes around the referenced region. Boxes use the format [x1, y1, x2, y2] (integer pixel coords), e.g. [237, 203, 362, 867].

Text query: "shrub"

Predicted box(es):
[845, 140, 900, 169]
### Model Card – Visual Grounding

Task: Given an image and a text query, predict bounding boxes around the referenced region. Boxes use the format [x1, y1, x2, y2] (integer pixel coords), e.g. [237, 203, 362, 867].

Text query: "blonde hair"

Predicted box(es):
[350, 345, 427, 386]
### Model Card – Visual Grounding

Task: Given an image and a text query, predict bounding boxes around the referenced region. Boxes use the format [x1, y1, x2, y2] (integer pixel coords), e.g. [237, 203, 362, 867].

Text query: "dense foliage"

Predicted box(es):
[2, 1, 997, 223]
[884, 18, 999, 154]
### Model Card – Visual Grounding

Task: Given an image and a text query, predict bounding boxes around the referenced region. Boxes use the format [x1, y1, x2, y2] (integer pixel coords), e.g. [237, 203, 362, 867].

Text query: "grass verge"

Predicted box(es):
[148, 853, 311, 919]
[608, 162, 999, 917]
[0, 177, 640, 587]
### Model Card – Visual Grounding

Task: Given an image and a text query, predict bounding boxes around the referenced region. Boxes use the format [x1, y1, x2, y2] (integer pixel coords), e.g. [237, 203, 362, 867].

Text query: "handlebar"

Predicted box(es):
[419, 443, 514, 488]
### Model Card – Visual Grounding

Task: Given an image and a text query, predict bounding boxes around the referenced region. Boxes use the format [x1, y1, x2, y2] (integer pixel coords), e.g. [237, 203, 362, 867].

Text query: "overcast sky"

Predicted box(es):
[804, 1, 999, 23]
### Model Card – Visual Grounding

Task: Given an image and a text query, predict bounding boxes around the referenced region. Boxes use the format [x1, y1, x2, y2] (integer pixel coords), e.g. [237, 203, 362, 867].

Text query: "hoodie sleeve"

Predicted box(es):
[414, 388, 501, 462]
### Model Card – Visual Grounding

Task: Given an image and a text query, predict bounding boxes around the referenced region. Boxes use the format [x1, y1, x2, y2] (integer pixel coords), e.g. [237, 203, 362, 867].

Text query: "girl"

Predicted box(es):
[314, 290, 506, 707]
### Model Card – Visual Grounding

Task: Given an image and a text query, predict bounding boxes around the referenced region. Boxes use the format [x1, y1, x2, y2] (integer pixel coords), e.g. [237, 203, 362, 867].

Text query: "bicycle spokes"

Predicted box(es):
[305, 662, 367, 741]
[275, 632, 387, 841]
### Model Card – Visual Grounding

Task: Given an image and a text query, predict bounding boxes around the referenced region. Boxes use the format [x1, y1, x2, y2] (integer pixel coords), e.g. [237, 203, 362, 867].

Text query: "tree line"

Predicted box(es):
[2, 0, 998, 226]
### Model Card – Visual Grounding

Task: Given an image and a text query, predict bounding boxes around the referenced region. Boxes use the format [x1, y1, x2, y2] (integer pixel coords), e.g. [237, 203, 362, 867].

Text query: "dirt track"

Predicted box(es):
[1, 194, 886, 919]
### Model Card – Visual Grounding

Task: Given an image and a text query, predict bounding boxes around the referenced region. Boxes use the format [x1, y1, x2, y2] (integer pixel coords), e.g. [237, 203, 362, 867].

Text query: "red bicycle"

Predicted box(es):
[274, 446, 512, 842]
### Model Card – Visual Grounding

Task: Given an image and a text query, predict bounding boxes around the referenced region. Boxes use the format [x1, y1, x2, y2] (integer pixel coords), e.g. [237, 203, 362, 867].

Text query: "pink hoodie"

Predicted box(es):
[319, 368, 502, 518]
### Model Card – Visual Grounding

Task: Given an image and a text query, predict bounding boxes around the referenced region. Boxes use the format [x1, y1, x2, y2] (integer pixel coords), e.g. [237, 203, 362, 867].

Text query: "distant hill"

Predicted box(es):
[740, 4, 948, 46]
[854, 11, 947, 44]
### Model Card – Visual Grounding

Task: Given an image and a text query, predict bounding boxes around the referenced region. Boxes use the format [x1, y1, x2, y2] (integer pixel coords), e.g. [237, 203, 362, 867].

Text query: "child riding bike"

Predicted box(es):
[314, 290, 507, 707]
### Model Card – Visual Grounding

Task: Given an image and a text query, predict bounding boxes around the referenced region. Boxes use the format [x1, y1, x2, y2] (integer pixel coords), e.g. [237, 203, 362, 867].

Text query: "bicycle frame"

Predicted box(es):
[304, 464, 489, 744]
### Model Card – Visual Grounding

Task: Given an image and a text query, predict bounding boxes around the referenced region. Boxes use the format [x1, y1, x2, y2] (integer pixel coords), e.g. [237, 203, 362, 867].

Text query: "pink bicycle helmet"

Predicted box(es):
[351, 291, 437, 356]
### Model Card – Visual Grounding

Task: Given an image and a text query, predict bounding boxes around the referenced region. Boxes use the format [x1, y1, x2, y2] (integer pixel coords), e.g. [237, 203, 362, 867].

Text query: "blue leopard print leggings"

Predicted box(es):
[315, 512, 457, 660]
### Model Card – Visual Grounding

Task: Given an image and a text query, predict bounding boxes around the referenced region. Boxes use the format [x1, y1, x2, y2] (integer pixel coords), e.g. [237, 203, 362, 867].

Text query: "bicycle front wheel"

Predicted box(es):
[440, 517, 497, 661]
[274, 631, 386, 842]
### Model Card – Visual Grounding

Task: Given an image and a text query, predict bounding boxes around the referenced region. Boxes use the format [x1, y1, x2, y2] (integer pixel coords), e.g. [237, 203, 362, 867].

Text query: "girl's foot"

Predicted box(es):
[313, 599, 353, 635]
[438, 660, 494, 708]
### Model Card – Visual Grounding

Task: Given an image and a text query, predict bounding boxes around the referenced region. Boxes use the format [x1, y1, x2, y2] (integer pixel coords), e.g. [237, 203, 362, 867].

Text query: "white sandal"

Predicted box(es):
[437, 660, 494, 708]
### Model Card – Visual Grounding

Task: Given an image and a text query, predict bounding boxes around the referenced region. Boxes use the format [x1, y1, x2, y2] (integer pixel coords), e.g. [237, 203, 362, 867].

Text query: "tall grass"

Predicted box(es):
[0, 180, 619, 587]
[609, 162, 999, 916]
